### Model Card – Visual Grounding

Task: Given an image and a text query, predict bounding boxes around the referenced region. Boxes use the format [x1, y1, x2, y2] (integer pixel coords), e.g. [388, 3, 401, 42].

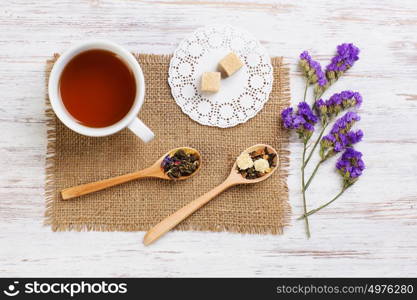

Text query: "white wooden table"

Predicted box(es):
[1, 0, 416, 277]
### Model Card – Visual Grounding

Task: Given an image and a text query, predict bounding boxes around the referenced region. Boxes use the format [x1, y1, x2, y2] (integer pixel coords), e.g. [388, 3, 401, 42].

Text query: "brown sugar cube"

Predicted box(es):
[218, 52, 244, 77]
[201, 72, 221, 93]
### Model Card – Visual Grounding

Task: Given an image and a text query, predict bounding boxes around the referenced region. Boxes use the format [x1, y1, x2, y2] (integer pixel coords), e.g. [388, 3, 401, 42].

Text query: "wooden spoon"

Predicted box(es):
[61, 147, 201, 200]
[143, 144, 279, 246]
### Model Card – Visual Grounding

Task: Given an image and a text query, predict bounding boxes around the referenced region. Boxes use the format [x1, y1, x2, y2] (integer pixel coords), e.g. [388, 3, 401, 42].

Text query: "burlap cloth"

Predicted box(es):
[45, 54, 291, 234]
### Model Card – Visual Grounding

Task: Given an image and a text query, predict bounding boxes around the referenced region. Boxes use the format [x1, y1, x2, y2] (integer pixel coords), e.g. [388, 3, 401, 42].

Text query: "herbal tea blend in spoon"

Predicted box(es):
[144, 144, 279, 246]
[61, 147, 201, 200]
[161, 148, 200, 179]
[236, 147, 277, 179]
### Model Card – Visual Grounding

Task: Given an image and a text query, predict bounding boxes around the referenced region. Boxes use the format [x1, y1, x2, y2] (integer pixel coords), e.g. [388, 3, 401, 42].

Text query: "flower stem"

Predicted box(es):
[301, 140, 311, 238]
[303, 80, 309, 101]
[297, 186, 349, 220]
[303, 159, 324, 191]
[303, 122, 328, 168]
[314, 91, 324, 102]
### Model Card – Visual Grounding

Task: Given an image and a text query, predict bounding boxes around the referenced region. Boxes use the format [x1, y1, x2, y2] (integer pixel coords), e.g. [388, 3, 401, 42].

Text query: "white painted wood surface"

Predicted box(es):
[1, 0, 416, 277]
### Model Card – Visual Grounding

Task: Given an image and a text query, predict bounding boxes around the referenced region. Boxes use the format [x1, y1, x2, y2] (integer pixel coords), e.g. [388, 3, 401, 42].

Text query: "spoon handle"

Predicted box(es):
[144, 180, 233, 246]
[61, 168, 154, 200]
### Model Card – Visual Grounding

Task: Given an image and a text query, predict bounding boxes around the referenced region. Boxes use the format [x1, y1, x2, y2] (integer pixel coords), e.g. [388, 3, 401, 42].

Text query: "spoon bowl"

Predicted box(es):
[227, 144, 279, 185]
[144, 144, 279, 245]
[153, 147, 202, 181]
[61, 146, 201, 200]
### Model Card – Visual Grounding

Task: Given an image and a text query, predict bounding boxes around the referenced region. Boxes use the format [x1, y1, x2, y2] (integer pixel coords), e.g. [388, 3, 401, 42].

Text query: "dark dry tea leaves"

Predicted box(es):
[161, 149, 200, 179]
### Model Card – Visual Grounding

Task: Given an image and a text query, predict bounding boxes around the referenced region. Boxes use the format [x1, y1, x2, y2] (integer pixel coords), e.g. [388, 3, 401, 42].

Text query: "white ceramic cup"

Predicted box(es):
[48, 40, 154, 142]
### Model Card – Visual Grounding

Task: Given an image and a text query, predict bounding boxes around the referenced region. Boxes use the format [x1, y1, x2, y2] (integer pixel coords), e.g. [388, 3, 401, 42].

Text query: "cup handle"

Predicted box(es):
[128, 118, 155, 143]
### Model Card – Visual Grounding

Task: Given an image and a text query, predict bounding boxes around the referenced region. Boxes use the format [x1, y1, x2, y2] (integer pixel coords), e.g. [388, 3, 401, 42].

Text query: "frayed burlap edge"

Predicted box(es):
[44, 53, 59, 229]
[44, 54, 291, 234]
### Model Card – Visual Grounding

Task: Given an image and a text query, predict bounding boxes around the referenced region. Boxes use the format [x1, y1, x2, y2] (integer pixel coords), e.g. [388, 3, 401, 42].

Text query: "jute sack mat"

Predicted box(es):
[45, 54, 291, 234]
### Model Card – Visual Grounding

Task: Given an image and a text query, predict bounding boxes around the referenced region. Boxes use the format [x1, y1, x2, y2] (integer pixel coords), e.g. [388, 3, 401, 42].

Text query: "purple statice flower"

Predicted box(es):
[315, 98, 327, 114]
[314, 98, 328, 125]
[281, 107, 295, 129]
[281, 102, 319, 140]
[332, 130, 363, 152]
[345, 130, 364, 145]
[315, 91, 362, 122]
[325, 43, 360, 83]
[326, 90, 362, 114]
[281, 107, 308, 130]
[329, 111, 360, 135]
[320, 112, 362, 159]
[299, 51, 328, 87]
[336, 147, 365, 184]
[321, 129, 363, 157]
[297, 102, 319, 124]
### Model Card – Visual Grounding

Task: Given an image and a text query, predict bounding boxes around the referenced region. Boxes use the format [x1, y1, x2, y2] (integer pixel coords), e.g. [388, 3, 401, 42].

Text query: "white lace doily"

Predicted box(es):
[168, 25, 273, 128]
